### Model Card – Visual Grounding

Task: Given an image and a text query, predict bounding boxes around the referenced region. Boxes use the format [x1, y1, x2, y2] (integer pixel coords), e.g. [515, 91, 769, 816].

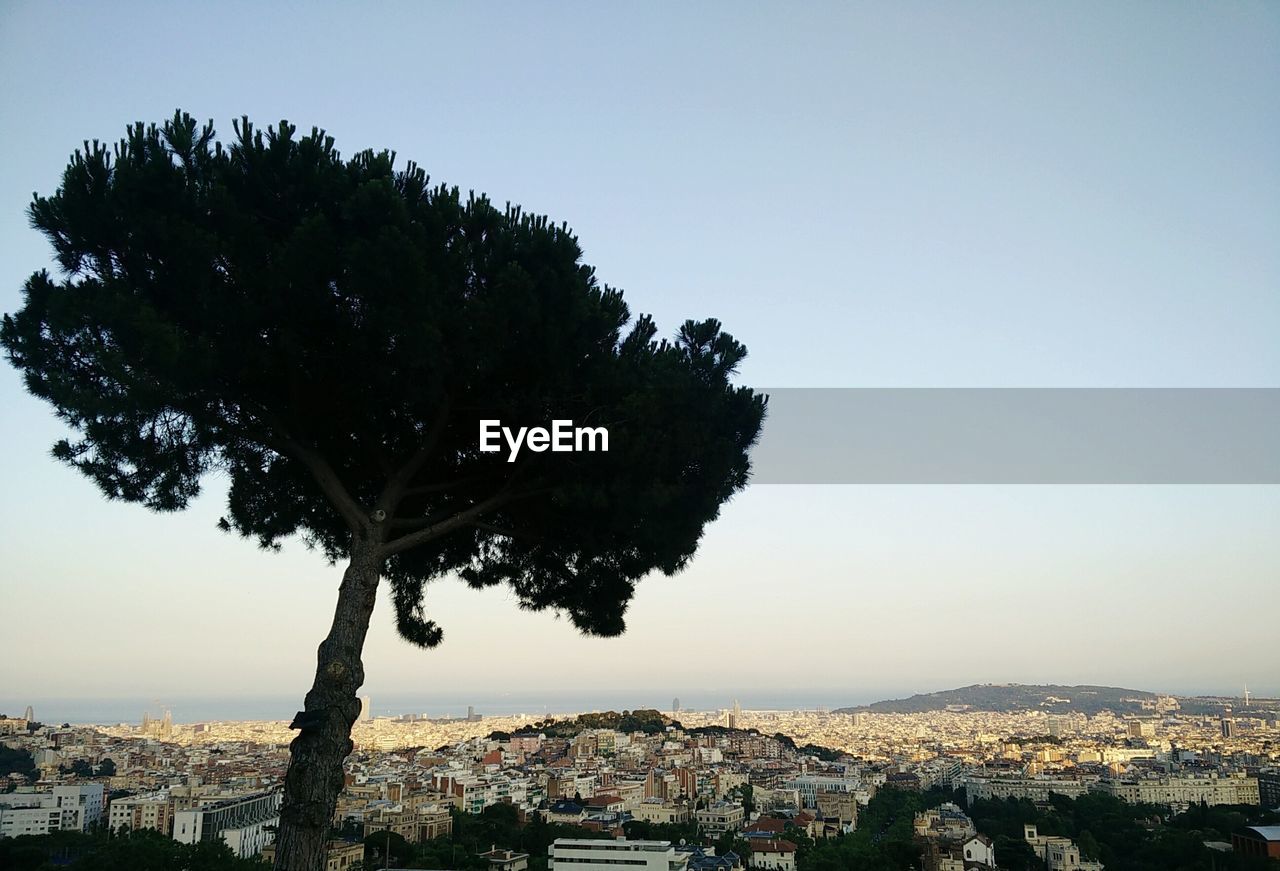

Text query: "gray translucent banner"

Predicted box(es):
[748, 389, 1280, 484]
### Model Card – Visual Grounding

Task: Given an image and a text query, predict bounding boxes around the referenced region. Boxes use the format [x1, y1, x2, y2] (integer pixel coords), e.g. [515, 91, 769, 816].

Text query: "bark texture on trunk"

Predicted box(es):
[273, 540, 381, 870]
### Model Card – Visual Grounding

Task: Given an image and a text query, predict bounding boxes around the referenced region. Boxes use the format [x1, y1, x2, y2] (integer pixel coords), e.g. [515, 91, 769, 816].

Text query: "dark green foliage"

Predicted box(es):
[435, 805, 610, 871]
[621, 818, 700, 844]
[991, 834, 1039, 871]
[61, 759, 95, 777]
[2, 111, 766, 647]
[513, 709, 673, 738]
[968, 792, 1279, 871]
[796, 743, 844, 761]
[0, 745, 38, 784]
[57, 756, 115, 778]
[800, 785, 958, 870]
[331, 818, 363, 841]
[362, 830, 413, 867]
[0, 828, 265, 871]
[1168, 800, 1280, 838]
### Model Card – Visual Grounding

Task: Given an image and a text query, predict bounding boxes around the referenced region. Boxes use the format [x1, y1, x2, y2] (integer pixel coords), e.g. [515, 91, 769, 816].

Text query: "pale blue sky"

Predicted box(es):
[1, 2, 1277, 712]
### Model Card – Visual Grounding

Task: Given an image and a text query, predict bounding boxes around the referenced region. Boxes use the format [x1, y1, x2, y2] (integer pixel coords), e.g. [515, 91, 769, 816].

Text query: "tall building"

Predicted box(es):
[360, 696, 372, 722]
[672, 698, 680, 715]
[1127, 720, 1155, 739]
[1221, 717, 1235, 740]
[23, 706, 34, 722]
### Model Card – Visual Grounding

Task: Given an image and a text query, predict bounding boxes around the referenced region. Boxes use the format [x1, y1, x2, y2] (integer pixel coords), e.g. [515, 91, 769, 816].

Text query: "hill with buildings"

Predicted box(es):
[838, 684, 1280, 716]
[509, 709, 675, 738]
[836, 684, 1165, 716]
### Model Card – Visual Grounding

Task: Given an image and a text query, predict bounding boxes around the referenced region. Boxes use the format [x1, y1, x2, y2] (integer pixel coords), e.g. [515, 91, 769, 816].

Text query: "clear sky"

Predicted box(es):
[1, 2, 1277, 714]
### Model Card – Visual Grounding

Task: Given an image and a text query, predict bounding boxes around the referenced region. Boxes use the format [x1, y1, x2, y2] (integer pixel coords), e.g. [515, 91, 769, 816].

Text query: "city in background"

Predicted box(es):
[2, 1, 1277, 869]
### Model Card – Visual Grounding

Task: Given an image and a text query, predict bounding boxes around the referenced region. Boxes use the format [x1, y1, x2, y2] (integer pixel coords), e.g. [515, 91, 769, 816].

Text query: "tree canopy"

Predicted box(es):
[2, 111, 766, 646]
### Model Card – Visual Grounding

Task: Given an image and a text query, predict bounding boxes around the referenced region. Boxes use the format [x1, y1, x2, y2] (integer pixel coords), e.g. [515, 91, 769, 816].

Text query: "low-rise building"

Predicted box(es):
[695, 801, 744, 834]
[262, 840, 365, 871]
[633, 799, 691, 825]
[1232, 826, 1280, 860]
[480, 847, 530, 871]
[748, 840, 796, 871]
[548, 838, 690, 871]
[1024, 824, 1104, 871]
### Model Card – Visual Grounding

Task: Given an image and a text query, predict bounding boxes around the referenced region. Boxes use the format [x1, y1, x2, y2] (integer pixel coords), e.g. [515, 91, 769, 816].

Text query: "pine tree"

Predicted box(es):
[2, 111, 766, 869]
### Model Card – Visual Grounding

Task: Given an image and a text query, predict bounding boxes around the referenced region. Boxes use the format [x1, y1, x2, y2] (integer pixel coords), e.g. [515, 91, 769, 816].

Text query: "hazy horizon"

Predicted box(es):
[5, 679, 1272, 728]
[2, 3, 1277, 703]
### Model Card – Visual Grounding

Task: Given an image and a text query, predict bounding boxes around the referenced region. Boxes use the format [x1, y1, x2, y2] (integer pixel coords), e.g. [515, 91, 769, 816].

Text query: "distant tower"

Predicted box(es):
[733, 699, 741, 721]
[23, 706, 34, 722]
[161, 708, 173, 738]
[360, 696, 372, 721]
[1244, 683, 1251, 707]
[672, 698, 680, 715]
[1220, 716, 1235, 739]
[468, 705, 475, 720]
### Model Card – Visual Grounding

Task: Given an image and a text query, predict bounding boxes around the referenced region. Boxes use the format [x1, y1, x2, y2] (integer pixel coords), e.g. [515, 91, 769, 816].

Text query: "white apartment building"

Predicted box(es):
[0, 784, 104, 837]
[695, 801, 744, 834]
[962, 776, 1091, 804]
[749, 840, 797, 871]
[548, 838, 689, 871]
[783, 775, 860, 809]
[1095, 774, 1259, 807]
[0, 804, 82, 838]
[173, 791, 281, 859]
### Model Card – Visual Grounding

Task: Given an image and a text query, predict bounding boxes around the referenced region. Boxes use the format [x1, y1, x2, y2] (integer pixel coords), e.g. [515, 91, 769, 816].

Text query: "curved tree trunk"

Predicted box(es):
[273, 539, 381, 870]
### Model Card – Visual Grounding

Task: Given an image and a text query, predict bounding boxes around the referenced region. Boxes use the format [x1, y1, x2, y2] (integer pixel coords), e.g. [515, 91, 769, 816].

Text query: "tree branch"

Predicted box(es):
[403, 474, 496, 498]
[377, 401, 450, 513]
[379, 492, 512, 558]
[237, 401, 372, 536]
[275, 435, 371, 535]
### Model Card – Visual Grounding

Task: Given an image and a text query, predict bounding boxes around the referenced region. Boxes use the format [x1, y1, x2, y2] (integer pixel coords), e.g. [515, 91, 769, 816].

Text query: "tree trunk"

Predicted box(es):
[273, 538, 381, 870]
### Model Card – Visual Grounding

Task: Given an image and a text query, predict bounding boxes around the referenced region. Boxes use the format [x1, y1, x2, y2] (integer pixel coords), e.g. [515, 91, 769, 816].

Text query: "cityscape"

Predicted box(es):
[2, 683, 1279, 868]
[2, 2, 1278, 870]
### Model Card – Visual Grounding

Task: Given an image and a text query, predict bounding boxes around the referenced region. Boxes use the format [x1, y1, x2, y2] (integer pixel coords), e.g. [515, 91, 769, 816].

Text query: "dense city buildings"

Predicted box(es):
[1, 692, 1277, 867]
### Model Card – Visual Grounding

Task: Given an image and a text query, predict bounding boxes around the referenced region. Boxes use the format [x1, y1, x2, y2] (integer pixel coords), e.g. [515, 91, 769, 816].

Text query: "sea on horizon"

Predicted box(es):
[1, 690, 870, 726]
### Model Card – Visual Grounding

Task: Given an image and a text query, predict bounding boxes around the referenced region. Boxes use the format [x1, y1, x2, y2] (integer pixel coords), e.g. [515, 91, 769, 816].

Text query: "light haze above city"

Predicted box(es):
[1, 1, 1277, 719]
